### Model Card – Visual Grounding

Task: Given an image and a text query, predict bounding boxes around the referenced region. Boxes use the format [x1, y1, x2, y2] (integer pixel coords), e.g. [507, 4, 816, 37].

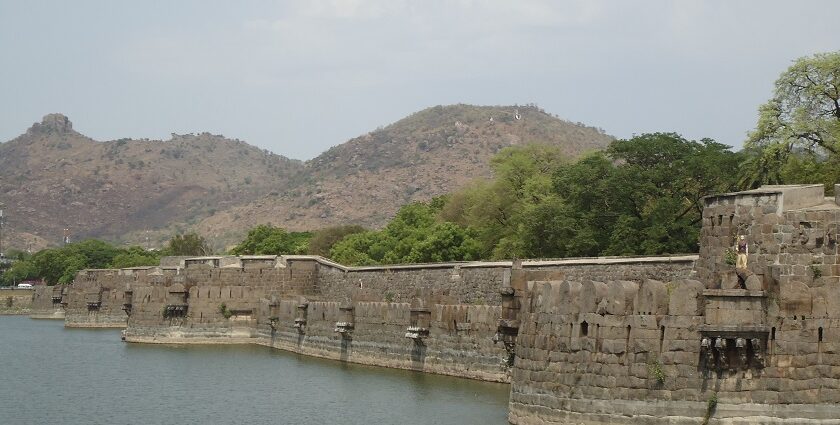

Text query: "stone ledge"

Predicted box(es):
[508, 396, 840, 424]
[703, 289, 766, 297]
[699, 324, 771, 333]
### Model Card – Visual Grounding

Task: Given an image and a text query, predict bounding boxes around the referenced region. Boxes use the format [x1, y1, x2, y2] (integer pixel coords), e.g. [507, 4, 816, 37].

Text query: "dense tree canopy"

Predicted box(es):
[306, 225, 366, 257]
[438, 135, 742, 260]
[741, 51, 840, 190]
[228, 225, 311, 255]
[330, 201, 482, 265]
[167, 232, 212, 256]
[0, 240, 162, 286]
[0, 232, 216, 286]
[326, 134, 741, 265]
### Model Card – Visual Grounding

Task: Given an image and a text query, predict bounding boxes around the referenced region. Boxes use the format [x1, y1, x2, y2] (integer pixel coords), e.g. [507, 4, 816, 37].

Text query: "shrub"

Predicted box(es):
[648, 358, 666, 385]
[219, 303, 233, 319]
[724, 248, 737, 266]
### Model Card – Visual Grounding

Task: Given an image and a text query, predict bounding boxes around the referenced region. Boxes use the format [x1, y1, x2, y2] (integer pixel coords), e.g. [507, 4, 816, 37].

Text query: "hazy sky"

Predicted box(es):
[1, 1, 837, 160]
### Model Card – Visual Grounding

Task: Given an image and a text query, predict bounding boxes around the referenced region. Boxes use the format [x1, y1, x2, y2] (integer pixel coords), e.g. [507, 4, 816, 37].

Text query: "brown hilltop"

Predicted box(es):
[0, 113, 303, 249]
[195, 104, 612, 247]
[0, 105, 612, 251]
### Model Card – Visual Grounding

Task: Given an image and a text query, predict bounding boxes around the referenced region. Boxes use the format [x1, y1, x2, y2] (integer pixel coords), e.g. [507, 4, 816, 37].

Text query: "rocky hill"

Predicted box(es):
[194, 104, 612, 247]
[0, 113, 303, 250]
[0, 105, 612, 250]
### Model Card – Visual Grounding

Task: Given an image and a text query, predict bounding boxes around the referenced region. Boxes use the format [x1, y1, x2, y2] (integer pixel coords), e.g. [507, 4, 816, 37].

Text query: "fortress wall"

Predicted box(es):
[317, 263, 508, 304]
[0, 288, 33, 315]
[30, 286, 65, 319]
[116, 254, 696, 383]
[63, 269, 134, 328]
[509, 279, 711, 424]
[20, 184, 840, 424]
[509, 186, 840, 424]
[317, 257, 697, 306]
[254, 300, 510, 382]
[522, 257, 697, 286]
[697, 188, 840, 291]
[508, 278, 840, 424]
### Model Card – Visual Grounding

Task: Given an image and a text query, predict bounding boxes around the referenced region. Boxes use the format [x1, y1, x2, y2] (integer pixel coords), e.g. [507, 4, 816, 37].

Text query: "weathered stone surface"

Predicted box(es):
[580, 280, 608, 314]
[634, 279, 668, 315]
[781, 281, 813, 317]
[745, 274, 763, 291]
[668, 280, 703, 316]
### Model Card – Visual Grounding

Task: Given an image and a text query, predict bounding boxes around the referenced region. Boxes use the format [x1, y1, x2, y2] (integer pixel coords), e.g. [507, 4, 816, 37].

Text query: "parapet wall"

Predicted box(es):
[0, 288, 33, 315]
[43, 253, 694, 384]
[30, 285, 66, 319]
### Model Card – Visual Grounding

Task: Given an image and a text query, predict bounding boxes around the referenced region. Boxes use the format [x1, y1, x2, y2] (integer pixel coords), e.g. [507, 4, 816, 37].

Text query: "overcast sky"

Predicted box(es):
[1, 1, 837, 160]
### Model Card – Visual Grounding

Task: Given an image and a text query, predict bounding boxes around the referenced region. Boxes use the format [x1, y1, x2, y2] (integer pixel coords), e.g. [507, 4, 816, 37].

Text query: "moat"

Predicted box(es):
[0, 317, 510, 425]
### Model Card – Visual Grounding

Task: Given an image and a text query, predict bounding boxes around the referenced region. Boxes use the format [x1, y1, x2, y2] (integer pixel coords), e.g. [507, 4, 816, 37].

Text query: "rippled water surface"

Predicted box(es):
[0, 317, 510, 425]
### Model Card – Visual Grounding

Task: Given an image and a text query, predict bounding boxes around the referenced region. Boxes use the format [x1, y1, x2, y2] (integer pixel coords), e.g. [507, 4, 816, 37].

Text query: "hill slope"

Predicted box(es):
[1, 105, 612, 251]
[0, 114, 302, 249]
[195, 104, 612, 246]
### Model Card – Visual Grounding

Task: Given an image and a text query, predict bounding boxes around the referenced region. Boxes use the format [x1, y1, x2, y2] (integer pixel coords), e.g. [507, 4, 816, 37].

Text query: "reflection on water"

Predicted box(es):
[0, 317, 510, 425]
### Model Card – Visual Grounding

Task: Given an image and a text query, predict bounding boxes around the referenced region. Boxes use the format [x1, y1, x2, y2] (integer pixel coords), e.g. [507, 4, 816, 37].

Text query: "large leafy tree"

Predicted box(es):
[439, 145, 567, 259]
[329, 201, 481, 266]
[166, 232, 212, 256]
[229, 225, 311, 255]
[111, 246, 161, 269]
[1, 240, 160, 286]
[307, 225, 366, 257]
[742, 51, 840, 189]
[555, 133, 740, 255]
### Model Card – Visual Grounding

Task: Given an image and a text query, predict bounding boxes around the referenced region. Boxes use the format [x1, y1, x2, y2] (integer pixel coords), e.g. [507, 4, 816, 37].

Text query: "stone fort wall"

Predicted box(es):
[49, 253, 695, 384]
[508, 184, 840, 424]
[0, 288, 33, 315]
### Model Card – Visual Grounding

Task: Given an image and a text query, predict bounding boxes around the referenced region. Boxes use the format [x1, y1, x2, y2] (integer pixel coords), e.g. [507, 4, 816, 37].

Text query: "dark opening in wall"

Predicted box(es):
[660, 326, 665, 352]
[819, 327, 824, 342]
[580, 321, 589, 337]
[771, 327, 776, 340]
[625, 325, 631, 348]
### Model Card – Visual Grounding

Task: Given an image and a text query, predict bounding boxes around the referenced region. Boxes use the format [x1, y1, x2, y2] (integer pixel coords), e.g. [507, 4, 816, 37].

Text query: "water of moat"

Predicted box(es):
[0, 317, 509, 425]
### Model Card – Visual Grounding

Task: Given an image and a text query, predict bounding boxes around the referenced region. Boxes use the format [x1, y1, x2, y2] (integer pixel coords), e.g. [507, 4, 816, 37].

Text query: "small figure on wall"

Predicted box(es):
[735, 235, 748, 269]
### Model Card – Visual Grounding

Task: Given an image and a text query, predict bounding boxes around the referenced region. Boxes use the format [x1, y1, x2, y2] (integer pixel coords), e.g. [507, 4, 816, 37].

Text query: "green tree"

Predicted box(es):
[440, 145, 567, 259]
[0, 240, 164, 286]
[229, 225, 310, 255]
[329, 201, 481, 266]
[306, 225, 366, 257]
[1, 259, 37, 286]
[111, 246, 161, 268]
[68, 239, 121, 269]
[166, 233, 212, 256]
[742, 51, 840, 189]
